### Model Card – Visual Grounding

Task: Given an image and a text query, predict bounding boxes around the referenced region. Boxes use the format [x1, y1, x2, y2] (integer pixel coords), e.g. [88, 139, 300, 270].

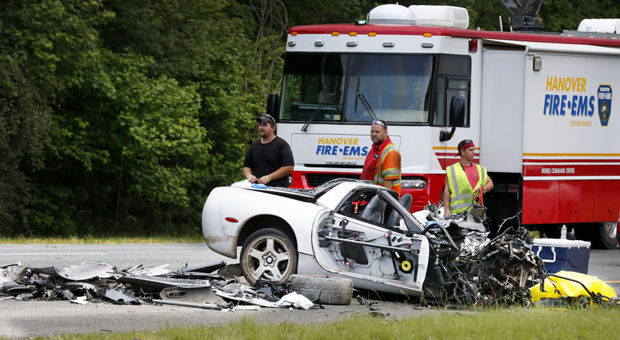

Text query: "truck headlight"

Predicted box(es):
[401, 178, 427, 189]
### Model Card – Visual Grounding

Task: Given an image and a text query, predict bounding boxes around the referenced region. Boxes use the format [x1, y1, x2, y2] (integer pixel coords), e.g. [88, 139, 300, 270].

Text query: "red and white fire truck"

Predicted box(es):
[268, 4, 620, 248]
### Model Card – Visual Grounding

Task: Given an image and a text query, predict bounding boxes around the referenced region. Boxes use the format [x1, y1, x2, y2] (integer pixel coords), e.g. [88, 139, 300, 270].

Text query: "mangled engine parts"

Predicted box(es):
[420, 218, 547, 306]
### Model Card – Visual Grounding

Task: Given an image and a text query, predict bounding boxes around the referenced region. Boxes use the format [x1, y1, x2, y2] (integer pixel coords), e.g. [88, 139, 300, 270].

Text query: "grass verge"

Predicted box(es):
[0, 235, 204, 244]
[41, 307, 620, 339]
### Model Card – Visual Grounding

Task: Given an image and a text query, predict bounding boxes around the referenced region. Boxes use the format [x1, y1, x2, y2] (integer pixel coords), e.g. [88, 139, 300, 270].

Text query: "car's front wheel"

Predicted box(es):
[240, 228, 297, 285]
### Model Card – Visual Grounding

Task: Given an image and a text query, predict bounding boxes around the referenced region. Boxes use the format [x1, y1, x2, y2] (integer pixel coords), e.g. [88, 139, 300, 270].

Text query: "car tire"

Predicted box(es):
[240, 228, 297, 285]
[288, 274, 353, 305]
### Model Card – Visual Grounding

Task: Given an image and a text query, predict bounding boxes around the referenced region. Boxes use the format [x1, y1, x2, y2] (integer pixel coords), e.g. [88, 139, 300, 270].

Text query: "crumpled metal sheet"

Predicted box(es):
[31, 261, 113, 281]
[118, 275, 211, 291]
[0, 262, 26, 286]
[160, 286, 225, 305]
[104, 288, 137, 304]
[174, 262, 226, 275]
[126, 264, 172, 277]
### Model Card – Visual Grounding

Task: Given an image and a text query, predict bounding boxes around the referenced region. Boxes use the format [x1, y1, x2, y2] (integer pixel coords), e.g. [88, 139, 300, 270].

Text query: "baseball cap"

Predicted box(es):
[256, 113, 276, 125]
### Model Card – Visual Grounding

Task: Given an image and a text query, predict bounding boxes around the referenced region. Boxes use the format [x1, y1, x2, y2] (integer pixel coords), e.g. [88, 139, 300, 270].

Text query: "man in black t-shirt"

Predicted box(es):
[243, 114, 294, 187]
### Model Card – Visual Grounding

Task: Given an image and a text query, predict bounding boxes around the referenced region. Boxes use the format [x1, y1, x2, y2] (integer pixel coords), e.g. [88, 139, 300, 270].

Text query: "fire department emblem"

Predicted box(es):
[597, 85, 612, 126]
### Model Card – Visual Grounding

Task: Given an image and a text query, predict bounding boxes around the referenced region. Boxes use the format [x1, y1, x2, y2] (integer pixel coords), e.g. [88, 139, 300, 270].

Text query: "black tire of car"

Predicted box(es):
[287, 274, 353, 305]
[240, 228, 298, 285]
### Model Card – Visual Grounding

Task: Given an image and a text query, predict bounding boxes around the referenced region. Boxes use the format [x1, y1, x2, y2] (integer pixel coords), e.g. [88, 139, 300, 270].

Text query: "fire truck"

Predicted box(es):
[266, 4, 620, 248]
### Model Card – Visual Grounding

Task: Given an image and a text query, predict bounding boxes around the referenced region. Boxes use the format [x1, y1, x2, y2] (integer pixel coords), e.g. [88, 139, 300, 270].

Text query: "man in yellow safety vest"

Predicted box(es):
[443, 139, 494, 218]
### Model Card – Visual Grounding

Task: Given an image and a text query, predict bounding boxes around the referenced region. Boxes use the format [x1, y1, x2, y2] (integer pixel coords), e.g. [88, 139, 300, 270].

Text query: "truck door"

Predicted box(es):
[431, 54, 473, 170]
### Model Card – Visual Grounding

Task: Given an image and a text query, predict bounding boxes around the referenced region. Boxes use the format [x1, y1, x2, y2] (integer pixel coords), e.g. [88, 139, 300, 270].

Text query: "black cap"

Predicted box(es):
[256, 113, 276, 125]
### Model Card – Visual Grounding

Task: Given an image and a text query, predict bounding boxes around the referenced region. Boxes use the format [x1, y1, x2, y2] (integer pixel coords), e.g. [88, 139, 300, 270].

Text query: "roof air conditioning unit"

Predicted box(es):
[409, 5, 469, 29]
[578, 19, 620, 34]
[367, 4, 416, 25]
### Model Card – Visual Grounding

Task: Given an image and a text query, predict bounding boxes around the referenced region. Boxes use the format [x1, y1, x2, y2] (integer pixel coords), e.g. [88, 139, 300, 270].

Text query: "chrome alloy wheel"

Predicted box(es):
[241, 228, 297, 285]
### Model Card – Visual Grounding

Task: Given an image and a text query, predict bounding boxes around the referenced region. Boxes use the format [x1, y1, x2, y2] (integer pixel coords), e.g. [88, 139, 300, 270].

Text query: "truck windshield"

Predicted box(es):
[279, 53, 434, 124]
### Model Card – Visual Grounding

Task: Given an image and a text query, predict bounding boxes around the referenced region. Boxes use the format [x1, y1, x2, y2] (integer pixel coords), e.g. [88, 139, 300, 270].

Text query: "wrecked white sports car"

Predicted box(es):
[202, 179, 544, 304]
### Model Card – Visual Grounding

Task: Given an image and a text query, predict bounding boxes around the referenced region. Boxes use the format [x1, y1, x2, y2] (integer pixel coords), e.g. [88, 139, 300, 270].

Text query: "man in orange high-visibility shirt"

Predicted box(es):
[361, 120, 401, 196]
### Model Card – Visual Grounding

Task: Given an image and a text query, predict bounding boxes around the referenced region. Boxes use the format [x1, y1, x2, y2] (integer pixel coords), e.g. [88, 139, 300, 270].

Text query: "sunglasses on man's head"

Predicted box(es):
[372, 120, 385, 127]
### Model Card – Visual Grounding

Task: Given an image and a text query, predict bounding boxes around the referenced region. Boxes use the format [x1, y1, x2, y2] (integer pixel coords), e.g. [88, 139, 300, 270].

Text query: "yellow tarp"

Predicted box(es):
[530, 270, 617, 303]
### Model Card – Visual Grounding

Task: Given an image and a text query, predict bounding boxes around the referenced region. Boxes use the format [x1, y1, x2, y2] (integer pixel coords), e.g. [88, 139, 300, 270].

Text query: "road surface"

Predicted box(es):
[0, 243, 617, 337]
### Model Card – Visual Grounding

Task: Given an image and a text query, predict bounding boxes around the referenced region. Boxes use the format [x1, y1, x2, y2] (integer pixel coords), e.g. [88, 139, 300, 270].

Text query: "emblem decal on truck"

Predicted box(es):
[315, 137, 369, 157]
[597, 85, 612, 127]
[543, 76, 595, 118]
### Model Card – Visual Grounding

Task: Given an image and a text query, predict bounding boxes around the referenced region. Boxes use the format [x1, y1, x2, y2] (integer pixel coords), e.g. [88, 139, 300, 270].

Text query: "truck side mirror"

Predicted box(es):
[449, 96, 465, 127]
[266, 93, 279, 117]
[439, 96, 465, 142]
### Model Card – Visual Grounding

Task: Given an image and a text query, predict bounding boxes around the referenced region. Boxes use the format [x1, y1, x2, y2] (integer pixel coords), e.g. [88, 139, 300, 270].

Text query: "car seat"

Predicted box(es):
[385, 194, 413, 226]
[360, 195, 387, 224]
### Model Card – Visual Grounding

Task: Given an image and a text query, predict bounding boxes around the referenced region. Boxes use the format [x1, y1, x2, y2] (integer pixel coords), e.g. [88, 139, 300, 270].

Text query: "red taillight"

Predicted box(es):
[225, 217, 238, 223]
[469, 39, 478, 53]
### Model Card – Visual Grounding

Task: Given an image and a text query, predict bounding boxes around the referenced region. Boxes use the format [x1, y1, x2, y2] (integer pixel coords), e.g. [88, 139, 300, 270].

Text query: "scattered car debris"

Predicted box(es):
[275, 292, 314, 310]
[104, 288, 137, 305]
[117, 275, 211, 291]
[31, 261, 114, 281]
[70, 296, 88, 305]
[0, 260, 323, 310]
[159, 286, 225, 305]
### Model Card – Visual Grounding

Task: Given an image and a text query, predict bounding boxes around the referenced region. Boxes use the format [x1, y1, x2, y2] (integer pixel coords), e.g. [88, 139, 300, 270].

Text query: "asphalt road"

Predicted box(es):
[0, 243, 618, 337]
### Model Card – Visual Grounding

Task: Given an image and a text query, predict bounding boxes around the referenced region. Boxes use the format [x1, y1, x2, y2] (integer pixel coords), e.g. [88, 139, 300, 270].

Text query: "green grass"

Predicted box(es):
[36, 307, 620, 339]
[0, 234, 204, 244]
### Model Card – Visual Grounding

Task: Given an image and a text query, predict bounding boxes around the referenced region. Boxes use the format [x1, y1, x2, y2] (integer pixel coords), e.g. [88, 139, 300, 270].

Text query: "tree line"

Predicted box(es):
[1, 0, 617, 237]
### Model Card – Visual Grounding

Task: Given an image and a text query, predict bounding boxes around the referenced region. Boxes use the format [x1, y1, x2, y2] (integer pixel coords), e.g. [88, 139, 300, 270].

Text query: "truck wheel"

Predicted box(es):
[589, 222, 618, 249]
[240, 228, 297, 285]
[288, 274, 353, 305]
[541, 225, 561, 239]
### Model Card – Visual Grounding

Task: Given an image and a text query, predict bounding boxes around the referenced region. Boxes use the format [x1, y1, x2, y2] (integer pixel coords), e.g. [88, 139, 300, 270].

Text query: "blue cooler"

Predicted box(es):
[532, 238, 591, 274]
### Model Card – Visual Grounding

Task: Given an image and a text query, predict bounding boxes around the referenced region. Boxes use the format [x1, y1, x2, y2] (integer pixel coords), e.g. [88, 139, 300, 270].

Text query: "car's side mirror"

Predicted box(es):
[439, 96, 465, 142]
[266, 93, 279, 117]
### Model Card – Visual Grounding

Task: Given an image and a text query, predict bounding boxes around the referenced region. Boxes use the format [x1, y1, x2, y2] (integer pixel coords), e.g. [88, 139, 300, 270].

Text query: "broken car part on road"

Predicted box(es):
[0, 260, 352, 310]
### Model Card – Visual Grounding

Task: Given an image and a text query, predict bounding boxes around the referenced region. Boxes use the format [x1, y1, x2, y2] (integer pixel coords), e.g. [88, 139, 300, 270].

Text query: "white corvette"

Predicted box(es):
[202, 179, 543, 302]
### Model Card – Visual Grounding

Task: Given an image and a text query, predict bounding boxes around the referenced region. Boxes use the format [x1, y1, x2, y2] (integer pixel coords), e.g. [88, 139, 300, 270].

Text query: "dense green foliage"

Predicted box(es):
[0, 0, 618, 236]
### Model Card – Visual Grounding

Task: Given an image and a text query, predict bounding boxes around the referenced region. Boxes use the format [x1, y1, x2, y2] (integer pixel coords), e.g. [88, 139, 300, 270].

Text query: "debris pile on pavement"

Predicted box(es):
[0, 261, 323, 310]
[419, 207, 547, 306]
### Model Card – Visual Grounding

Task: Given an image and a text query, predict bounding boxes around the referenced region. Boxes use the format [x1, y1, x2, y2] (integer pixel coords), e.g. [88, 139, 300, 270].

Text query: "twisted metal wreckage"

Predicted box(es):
[0, 208, 616, 309]
[0, 261, 319, 310]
